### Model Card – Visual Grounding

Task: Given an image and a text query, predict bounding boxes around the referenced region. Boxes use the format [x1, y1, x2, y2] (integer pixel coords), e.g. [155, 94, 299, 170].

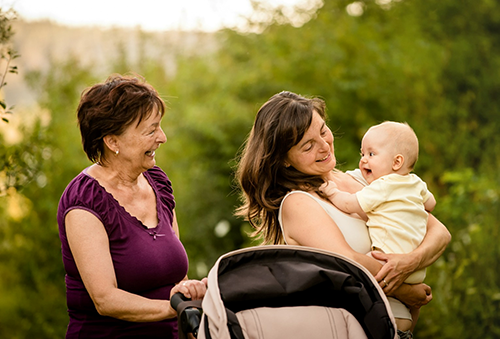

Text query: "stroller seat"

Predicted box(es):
[236, 305, 367, 338]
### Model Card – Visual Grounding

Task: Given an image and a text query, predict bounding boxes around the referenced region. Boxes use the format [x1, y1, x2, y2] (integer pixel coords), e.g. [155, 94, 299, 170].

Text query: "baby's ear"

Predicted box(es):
[392, 154, 404, 171]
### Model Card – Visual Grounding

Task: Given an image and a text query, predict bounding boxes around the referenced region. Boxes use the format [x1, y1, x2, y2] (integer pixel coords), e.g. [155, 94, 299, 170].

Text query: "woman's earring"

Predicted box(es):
[284, 162, 290, 168]
[115, 150, 119, 156]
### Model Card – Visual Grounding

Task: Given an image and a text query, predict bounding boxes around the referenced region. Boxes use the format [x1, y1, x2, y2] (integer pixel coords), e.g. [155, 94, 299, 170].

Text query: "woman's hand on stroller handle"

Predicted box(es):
[171, 278, 208, 301]
[168, 278, 207, 317]
[171, 291, 204, 338]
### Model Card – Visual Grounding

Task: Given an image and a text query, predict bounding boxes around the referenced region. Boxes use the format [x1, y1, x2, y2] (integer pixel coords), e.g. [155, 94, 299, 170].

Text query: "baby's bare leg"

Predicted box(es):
[395, 318, 413, 331]
[366, 250, 387, 265]
[410, 307, 420, 332]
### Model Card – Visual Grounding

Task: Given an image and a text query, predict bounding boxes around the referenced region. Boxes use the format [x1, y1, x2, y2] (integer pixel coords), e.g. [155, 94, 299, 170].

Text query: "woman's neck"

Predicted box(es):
[88, 163, 142, 190]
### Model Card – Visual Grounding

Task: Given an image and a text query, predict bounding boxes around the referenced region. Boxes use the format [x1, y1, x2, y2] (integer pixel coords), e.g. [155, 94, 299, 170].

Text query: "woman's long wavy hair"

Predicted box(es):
[235, 91, 329, 244]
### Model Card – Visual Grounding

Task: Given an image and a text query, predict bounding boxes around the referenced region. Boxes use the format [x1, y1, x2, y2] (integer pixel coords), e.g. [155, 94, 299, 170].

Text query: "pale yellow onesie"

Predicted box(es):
[354, 172, 432, 284]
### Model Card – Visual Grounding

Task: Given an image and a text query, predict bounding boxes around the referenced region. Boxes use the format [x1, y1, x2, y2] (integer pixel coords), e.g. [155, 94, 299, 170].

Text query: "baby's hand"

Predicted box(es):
[319, 180, 339, 197]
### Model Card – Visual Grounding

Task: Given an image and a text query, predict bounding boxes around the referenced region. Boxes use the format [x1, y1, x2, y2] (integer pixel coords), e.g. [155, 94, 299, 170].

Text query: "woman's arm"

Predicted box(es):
[281, 193, 382, 275]
[373, 213, 451, 293]
[66, 209, 206, 322]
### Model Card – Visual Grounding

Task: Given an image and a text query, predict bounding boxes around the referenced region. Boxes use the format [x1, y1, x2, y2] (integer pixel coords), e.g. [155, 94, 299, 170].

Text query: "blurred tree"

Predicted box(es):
[0, 8, 42, 197]
[0, 57, 97, 338]
[0, 7, 18, 124]
[419, 169, 500, 338]
[1, 0, 499, 337]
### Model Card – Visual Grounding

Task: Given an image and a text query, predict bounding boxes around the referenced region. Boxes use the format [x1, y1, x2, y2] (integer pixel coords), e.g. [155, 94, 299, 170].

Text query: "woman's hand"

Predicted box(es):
[390, 283, 432, 309]
[372, 251, 419, 294]
[170, 278, 208, 301]
[373, 214, 451, 294]
[168, 278, 208, 316]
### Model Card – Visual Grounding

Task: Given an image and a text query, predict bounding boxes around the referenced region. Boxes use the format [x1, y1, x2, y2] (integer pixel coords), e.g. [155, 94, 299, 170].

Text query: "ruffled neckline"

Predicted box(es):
[81, 166, 162, 232]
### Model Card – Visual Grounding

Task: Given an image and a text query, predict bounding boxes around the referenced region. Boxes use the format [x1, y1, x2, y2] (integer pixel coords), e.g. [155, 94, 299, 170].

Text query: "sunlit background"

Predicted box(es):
[2, 0, 310, 32]
[0, 0, 322, 109]
[0, 0, 499, 338]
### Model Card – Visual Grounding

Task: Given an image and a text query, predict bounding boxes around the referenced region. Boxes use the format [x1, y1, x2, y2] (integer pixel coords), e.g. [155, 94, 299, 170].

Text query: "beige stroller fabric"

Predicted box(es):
[236, 306, 368, 339]
[197, 245, 397, 339]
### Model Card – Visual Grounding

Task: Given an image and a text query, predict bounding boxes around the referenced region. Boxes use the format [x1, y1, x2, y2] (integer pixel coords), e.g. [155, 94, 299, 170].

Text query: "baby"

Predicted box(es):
[321, 121, 436, 330]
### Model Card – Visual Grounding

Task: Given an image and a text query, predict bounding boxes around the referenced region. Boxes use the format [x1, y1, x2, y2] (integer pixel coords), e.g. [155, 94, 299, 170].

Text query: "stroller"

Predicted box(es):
[173, 245, 397, 339]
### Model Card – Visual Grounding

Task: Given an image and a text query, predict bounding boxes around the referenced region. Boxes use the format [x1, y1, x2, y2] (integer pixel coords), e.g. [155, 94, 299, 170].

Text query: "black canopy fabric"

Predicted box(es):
[198, 245, 397, 339]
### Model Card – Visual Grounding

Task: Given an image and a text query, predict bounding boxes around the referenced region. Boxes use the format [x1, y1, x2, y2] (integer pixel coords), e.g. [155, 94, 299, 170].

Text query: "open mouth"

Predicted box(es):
[145, 150, 156, 157]
[316, 153, 330, 162]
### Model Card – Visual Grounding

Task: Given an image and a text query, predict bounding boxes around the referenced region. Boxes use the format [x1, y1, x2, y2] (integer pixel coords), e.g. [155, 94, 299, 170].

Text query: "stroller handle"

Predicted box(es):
[171, 292, 190, 310]
[171, 292, 201, 338]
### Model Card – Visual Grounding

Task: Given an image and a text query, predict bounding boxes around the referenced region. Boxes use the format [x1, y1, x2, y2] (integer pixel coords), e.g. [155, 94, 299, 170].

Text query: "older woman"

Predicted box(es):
[235, 91, 451, 339]
[57, 74, 206, 338]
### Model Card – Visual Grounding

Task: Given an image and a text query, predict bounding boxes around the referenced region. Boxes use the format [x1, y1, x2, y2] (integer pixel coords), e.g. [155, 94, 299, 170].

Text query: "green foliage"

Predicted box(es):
[1, 0, 499, 337]
[0, 8, 26, 195]
[419, 169, 500, 338]
[0, 9, 62, 337]
[0, 8, 18, 123]
[0, 121, 46, 193]
[0, 57, 97, 338]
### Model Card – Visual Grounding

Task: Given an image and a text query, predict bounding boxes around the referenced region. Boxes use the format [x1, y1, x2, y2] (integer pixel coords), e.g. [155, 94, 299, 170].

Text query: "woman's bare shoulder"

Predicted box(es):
[281, 191, 332, 224]
[282, 190, 323, 207]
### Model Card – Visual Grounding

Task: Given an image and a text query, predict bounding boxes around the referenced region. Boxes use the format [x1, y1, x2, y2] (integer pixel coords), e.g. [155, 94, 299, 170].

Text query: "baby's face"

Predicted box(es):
[358, 128, 396, 184]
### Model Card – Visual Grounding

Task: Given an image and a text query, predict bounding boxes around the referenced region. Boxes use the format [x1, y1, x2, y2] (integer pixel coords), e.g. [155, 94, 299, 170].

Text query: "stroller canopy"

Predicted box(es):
[198, 245, 397, 339]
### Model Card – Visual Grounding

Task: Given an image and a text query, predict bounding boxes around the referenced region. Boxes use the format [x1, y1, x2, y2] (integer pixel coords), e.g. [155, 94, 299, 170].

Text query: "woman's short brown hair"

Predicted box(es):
[77, 74, 166, 164]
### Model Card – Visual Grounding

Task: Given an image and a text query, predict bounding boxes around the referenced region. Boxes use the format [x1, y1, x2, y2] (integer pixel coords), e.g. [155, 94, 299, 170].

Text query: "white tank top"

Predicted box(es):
[278, 190, 372, 254]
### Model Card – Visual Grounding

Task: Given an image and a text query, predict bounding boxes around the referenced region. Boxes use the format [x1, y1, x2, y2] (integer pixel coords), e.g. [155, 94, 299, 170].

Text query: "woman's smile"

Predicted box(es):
[317, 153, 331, 162]
[145, 150, 156, 157]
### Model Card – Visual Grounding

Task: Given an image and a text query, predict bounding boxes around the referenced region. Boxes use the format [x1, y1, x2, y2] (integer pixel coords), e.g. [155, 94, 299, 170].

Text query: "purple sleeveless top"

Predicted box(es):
[57, 166, 189, 338]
